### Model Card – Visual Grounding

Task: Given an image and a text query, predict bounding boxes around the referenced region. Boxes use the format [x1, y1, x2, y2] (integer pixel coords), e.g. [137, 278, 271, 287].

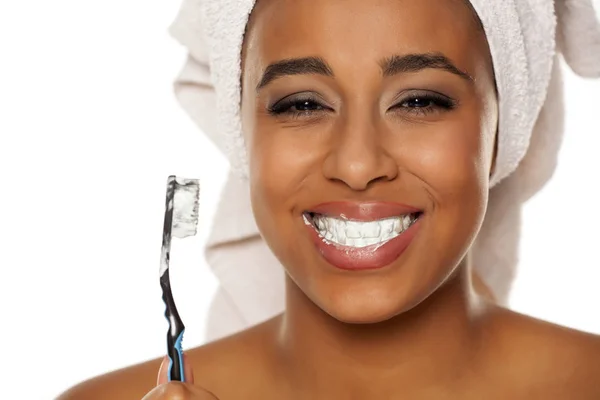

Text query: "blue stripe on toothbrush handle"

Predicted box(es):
[164, 315, 186, 382]
[165, 328, 186, 382]
[163, 313, 186, 382]
[174, 329, 186, 382]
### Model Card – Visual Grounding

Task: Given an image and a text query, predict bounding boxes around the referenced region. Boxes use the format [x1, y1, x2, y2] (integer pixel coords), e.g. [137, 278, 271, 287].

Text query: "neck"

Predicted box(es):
[275, 262, 488, 396]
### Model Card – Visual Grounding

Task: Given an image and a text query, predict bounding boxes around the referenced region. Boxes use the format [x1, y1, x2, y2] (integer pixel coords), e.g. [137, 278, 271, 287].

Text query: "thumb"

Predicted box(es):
[157, 353, 195, 386]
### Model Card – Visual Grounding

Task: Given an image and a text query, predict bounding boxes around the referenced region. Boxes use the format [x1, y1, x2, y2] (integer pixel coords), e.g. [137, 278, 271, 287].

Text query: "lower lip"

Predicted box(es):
[305, 217, 421, 271]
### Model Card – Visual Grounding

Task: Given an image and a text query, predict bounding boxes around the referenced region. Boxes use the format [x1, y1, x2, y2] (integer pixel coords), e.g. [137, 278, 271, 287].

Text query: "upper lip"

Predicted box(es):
[306, 201, 422, 222]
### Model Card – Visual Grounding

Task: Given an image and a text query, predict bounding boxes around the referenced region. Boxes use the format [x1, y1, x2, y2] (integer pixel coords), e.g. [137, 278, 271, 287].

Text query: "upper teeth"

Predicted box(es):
[307, 213, 417, 248]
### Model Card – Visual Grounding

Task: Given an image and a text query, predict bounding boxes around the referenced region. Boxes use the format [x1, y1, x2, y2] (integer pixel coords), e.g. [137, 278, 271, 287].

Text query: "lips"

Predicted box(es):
[303, 201, 423, 271]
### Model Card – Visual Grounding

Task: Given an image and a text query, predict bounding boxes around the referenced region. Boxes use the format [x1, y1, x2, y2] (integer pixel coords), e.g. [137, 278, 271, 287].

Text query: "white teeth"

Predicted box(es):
[309, 213, 418, 248]
[362, 221, 381, 238]
[335, 222, 346, 242]
[383, 220, 394, 235]
[393, 219, 402, 233]
[345, 221, 362, 238]
[316, 218, 325, 230]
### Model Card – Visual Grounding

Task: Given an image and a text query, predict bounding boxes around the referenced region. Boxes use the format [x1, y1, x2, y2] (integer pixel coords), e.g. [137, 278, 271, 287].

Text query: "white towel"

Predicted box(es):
[169, 0, 600, 341]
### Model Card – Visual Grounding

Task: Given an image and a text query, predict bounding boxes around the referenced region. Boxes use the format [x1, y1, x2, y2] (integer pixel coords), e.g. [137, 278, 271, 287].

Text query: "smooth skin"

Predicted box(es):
[59, 0, 600, 398]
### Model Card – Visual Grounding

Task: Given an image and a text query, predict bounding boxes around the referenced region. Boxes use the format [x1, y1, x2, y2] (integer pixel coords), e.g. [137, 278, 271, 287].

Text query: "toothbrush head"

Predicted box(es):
[171, 177, 200, 239]
[160, 175, 200, 277]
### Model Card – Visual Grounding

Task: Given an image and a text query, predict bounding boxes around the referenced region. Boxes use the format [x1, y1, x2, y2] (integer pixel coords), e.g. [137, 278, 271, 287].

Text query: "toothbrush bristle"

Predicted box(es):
[172, 177, 200, 239]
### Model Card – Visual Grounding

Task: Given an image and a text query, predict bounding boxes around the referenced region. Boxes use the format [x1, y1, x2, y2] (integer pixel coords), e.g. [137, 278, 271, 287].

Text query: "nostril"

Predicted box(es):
[369, 174, 395, 186]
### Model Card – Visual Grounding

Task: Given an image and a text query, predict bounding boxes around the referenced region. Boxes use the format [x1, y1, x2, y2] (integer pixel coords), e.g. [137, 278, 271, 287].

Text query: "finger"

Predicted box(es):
[142, 382, 219, 400]
[157, 354, 195, 386]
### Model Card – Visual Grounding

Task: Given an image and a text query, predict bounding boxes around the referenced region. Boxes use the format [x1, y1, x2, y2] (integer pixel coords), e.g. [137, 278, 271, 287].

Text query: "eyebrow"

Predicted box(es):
[256, 52, 473, 92]
[256, 57, 333, 91]
[379, 53, 473, 81]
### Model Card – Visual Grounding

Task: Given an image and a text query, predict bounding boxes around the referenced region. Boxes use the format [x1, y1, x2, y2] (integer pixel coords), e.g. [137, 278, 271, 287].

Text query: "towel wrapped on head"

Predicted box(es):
[169, 0, 600, 341]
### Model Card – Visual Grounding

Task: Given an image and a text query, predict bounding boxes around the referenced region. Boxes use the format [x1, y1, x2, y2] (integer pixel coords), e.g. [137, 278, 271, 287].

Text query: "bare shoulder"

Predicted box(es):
[487, 306, 600, 398]
[56, 356, 162, 400]
[58, 317, 278, 399]
[185, 316, 281, 398]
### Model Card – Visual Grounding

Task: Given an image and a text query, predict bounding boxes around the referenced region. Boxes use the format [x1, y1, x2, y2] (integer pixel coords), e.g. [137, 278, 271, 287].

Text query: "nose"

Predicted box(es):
[322, 118, 398, 191]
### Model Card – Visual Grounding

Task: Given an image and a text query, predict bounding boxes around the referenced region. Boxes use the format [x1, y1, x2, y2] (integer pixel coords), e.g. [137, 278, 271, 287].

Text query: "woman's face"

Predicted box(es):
[241, 0, 498, 323]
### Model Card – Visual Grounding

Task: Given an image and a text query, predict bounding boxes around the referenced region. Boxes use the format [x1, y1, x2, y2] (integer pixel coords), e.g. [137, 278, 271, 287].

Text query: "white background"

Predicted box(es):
[0, 1, 599, 399]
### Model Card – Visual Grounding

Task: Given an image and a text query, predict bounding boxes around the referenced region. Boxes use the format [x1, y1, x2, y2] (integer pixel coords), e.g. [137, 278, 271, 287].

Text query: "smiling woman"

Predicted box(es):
[240, 0, 498, 328]
[58, 0, 600, 399]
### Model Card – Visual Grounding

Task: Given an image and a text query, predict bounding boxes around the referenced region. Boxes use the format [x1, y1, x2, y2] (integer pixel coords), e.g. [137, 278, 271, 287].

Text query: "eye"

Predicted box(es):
[268, 94, 330, 118]
[391, 92, 457, 116]
[403, 97, 434, 108]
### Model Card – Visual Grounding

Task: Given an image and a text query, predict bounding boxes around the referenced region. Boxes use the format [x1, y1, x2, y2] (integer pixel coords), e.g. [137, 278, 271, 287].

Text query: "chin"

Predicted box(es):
[313, 285, 426, 325]
[328, 308, 401, 325]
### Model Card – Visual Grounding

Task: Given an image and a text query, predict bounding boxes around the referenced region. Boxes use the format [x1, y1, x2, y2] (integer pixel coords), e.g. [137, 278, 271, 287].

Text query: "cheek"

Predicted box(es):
[245, 118, 327, 209]
[248, 125, 307, 212]
[398, 113, 490, 201]
[401, 112, 490, 258]
[252, 131, 308, 189]
[241, 102, 317, 252]
[384, 110, 490, 245]
[426, 131, 485, 196]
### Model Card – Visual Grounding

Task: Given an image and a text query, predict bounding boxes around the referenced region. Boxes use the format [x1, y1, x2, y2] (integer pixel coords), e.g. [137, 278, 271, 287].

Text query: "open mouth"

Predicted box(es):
[303, 211, 423, 248]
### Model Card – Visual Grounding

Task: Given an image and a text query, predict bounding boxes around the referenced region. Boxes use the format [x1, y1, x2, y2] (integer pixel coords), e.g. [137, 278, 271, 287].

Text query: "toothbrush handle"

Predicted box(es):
[160, 270, 186, 382]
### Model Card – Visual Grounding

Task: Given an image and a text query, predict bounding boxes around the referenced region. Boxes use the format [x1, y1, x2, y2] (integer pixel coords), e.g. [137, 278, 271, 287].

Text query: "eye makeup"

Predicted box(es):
[266, 90, 457, 120]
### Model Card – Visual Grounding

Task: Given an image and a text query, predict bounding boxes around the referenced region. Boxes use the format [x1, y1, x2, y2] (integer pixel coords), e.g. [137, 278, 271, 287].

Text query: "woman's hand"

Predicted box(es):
[141, 355, 219, 400]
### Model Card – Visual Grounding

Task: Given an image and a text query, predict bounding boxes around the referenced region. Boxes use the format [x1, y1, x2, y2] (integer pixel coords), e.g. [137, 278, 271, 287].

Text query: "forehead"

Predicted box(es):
[243, 0, 486, 77]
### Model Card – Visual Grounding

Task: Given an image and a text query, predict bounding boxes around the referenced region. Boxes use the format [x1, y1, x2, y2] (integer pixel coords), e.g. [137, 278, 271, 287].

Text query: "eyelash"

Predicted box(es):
[267, 94, 328, 119]
[267, 92, 457, 119]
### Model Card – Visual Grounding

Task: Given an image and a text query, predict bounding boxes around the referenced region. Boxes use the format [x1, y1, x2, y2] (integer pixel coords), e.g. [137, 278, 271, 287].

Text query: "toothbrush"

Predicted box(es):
[159, 175, 200, 382]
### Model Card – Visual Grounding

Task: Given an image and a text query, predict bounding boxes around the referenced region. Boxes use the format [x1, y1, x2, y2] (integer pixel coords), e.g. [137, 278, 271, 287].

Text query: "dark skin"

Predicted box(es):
[58, 0, 600, 398]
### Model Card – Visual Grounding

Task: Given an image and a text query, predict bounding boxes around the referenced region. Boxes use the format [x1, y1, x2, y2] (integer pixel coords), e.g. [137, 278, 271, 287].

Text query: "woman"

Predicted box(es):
[59, 0, 600, 398]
